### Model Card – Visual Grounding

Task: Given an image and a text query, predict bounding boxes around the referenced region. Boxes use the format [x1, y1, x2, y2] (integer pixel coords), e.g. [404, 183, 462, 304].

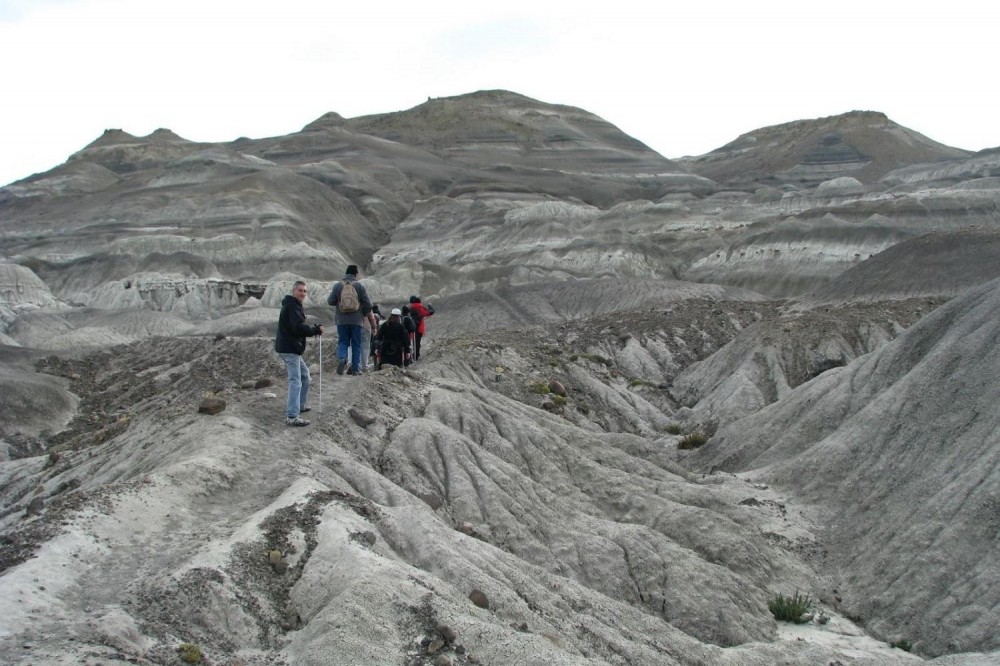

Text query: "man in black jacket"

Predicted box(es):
[275, 281, 324, 426]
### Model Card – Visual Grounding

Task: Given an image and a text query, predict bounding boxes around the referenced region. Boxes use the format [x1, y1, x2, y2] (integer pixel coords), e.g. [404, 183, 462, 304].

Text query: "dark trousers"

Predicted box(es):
[414, 332, 422, 360]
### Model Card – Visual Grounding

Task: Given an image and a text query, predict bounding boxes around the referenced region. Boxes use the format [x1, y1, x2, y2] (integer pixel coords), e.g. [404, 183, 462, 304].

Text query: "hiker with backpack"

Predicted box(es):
[374, 308, 410, 368]
[275, 280, 324, 426]
[327, 264, 377, 376]
[408, 295, 434, 362]
[399, 304, 417, 365]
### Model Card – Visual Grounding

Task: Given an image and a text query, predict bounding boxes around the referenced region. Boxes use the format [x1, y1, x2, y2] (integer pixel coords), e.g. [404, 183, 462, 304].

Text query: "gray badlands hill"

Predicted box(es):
[685, 277, 1000, 658]
[3, 90, 1000, 325]
[805, 227, 1000, 303]
[0, 299, 979, 665]
[3, 92, 1000, 662]
[679, 110, 971, 190]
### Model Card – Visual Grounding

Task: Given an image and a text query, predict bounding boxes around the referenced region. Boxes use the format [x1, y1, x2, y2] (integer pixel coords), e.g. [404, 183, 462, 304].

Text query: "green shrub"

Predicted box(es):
[768, 592, 812, 624]
[178, 643, 203, 664]
[665, 423, 684, 435]
[678, 432, 709, 449]
[581, 353, 612, 366]
[890, 639, 912, 652]
[552, 395, 567, 406]
[530, 382, 551, 394]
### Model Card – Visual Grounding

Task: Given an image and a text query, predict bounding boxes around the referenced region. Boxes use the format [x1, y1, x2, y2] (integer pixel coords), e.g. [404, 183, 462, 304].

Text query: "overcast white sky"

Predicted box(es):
[1, 0, 998, 187]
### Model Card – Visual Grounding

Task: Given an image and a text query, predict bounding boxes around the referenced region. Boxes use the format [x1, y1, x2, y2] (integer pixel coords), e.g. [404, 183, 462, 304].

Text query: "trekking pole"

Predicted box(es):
[318, 331, 323, 416]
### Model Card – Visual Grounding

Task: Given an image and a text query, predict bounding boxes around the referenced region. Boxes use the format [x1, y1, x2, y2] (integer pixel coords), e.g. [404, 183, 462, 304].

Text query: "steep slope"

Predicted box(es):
[686, 277, 1000, 656]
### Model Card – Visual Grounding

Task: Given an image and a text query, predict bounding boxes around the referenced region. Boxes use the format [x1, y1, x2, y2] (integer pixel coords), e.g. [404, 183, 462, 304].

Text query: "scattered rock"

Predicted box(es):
[280, 605, 301, 631]
[541, 399, 556, 411]
[25, 497, 44, 517]
[548, 379, 567, 396]
[457, 522, 477, 536]
[469, 589, 489, 609]
[437, 624, 457, 643]
[43, 452, 60, 469]
[427, 638, 444, 654]
[197, 397, 226, 415]
[349, 407, 376, 428]
[262, 392, 278, 399]
[254, 377, 274, 389]
[433, 655, 452, 666]
[268, 549, 283, 565]
[418, 493, 443, 509]
[274, 559, 289, 575]
[239, 380, 256, 389]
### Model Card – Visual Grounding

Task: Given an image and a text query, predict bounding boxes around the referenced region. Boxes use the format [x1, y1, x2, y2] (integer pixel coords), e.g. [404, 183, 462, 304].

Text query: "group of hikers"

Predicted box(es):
[273, 264, 434, 426]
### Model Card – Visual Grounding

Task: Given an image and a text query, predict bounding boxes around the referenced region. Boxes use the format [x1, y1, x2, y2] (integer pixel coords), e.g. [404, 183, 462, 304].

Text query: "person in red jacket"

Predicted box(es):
[408, 295, 434, 362]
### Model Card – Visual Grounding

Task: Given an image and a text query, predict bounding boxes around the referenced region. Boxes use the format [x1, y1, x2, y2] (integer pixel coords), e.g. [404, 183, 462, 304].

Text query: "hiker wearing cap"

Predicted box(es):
[408, 295, 434, 362]
[275, 281, 324, 426]
[327, 264, 377, 376]
[375, 308, 410, 368]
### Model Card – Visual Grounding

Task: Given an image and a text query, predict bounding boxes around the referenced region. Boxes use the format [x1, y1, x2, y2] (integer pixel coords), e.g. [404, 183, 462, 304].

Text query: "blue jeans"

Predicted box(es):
[279, 353, 310, 418]
[337, 324, 364, 372]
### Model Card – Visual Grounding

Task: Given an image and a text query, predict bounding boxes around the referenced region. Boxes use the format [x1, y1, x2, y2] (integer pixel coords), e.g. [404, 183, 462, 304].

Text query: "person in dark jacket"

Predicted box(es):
[400, 304, 417, 366]
[374, 308, 411, 368]
[408, 295, 434, 362]
[275, 281, 323, 426]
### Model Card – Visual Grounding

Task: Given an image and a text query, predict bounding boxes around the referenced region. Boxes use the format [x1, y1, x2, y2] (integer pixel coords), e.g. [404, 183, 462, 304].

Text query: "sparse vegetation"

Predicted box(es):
[628, 377, 654, 387]
[178, 643, 203, 664]
[768, 592, 812, 624]
[665, 423, 684, 435]
[890, 639, 913, 652]
[552, 395, 567, 407]
[530, 382, 551, 394]
[678, 432, 709, 449]
[580, 353, 612, 367]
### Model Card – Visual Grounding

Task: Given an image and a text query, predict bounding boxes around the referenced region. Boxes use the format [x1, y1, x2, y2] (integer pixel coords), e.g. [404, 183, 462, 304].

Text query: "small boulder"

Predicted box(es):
[25, 497, 44, 517]
[437, 624, 457, 643]
[548, 379, 566, 396]
[239, 380, 256, 390]
[254, 377, 274, 389]
[469, 589, 489, 609]
[349, 407, 376, 428]
[198, 397, 226, 415]
[433, 656, 452, 666]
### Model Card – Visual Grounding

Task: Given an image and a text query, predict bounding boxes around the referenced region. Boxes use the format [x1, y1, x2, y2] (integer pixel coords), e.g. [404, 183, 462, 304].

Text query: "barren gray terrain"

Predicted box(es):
[2, 90, 999, 665]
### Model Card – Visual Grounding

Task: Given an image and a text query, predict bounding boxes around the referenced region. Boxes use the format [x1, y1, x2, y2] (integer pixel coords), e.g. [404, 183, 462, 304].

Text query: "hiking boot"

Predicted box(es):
[346, 367, 355, 375]
[300, 406, 311, 413]
[286, 416, 310, 427]
[336, 359, 346, 375]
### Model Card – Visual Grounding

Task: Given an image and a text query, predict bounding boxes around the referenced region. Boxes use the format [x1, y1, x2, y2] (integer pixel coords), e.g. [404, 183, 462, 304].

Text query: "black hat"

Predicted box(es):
[346, 265, 358, 275]
[372, 304, 381, 313]
[409, 295, 419, 303]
